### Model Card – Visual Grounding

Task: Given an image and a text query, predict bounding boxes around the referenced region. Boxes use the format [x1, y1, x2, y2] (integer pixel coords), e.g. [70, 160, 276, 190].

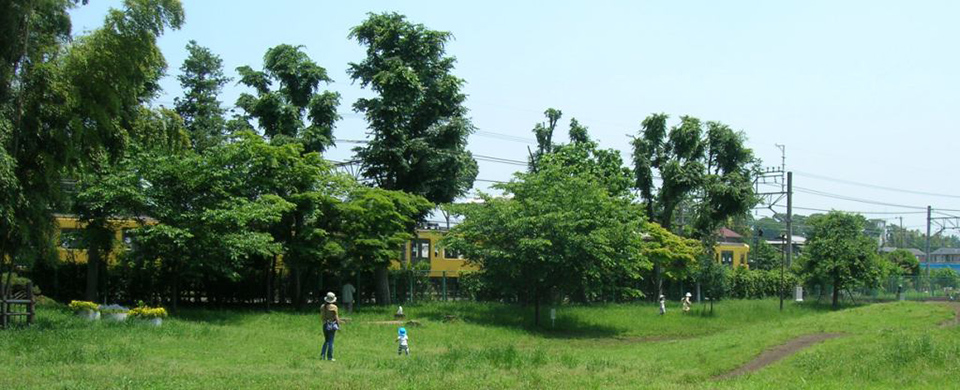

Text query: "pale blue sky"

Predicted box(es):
[70, 1, 960, 237]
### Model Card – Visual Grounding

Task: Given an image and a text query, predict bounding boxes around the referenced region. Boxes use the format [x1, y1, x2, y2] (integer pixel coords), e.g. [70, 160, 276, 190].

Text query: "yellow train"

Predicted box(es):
[54, 214, 146, 265]
[392, 228, 478, 277]
[714, 227, 750, 268]
[54, 215, 478, 276]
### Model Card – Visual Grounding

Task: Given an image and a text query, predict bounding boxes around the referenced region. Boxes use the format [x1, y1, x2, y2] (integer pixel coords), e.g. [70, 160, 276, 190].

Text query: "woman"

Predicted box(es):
[320, 292, 341, 361]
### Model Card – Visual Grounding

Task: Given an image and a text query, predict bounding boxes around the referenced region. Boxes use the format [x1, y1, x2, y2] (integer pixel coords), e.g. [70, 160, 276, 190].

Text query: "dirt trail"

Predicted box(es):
[714, 333, 845, 380]
[937, 302, 960, 328]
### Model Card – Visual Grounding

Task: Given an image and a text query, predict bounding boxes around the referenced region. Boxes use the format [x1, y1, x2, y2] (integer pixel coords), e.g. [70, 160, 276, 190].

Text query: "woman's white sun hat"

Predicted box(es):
[685, 292, 692, 297]
[324, 292, 337, 303]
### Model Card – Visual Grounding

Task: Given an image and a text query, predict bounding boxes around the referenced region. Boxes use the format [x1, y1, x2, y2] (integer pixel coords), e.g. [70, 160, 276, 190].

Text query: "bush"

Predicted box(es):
[0, 272, 41, 295]
[728, 267, 800, 299]
[68, 300, 100, 312]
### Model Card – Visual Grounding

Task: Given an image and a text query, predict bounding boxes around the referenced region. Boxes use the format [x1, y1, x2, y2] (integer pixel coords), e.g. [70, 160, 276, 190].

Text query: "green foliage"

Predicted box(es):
[727, 267, 800, 299]
[0, 272, 40, 295]
[445, 141, 654, 310]
[0, 0, 181, 292]
[799, 211, 886, 308]
[931, 268, 959, 289]
[175, 40, 230, 151]
[632, 114, 758, 237]
[886, 248, 920, 276]
[749, 239, 782, 271]
[235, 44, 340, 154]
[338, 187, 433, 270]
[348, 12, 478, 204]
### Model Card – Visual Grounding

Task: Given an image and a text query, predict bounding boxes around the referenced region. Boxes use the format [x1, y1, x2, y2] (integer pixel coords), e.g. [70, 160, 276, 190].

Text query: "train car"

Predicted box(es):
[392, 227, 477, 277]
[54, 214, 151, 265]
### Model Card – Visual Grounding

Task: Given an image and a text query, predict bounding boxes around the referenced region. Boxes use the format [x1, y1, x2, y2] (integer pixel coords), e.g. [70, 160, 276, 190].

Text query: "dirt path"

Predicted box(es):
[937, 302, 960, 328]
[714, 333, 845, 380]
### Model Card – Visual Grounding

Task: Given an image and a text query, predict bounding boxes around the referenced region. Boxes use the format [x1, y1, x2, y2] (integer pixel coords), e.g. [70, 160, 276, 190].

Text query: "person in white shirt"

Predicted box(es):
[341, 282, 356, 313]
[397, 327, 410, 356]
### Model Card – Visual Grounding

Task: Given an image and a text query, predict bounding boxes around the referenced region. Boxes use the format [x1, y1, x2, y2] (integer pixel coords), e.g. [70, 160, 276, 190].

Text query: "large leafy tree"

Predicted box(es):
[234, 44, 340, 154]
[338, 187, 433, 277]
[632, 114, 758, 238]
[0, 0, 182, 295]
[348, 12, 478, 304]
[175, 40, 230, 152]
[74, 107, 189, 301]
[799, 211, 886, 309]
[135, 132, 299, 310]
[446, 137, 693, 325]
[234, 45, 343, 308]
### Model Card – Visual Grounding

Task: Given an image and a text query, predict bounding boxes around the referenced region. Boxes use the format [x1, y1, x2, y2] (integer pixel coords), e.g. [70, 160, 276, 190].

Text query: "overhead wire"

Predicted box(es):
[794, 171, 960, 199]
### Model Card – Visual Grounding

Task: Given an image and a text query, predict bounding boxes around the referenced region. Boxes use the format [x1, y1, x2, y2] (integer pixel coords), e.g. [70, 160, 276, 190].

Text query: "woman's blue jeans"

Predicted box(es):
[321, 328, 336, 359]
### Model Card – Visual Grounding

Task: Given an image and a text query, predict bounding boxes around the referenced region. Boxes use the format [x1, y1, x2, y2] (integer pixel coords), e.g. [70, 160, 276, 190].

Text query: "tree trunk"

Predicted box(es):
[534, 288, 541, 327]
[84, 249, 100, 302]
[293, 267, 304, 310]
[374, 265, 391, 305]
[831, 280, 840, 310]
[171, 272, 180, 312]
[266, 255, 276, 311]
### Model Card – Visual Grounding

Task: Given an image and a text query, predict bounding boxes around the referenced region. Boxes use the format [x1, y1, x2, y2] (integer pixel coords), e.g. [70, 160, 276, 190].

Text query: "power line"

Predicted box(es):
[794, 171, 960, 199]
[768, 204, 926, 215]
[792, 186, 928, 210]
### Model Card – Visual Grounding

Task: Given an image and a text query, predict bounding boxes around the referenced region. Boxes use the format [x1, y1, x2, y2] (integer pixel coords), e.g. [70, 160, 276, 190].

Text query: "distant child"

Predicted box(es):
[658, 294, 666, 315]
[681, 292, 692, 313]
[397, 327, 410, 356]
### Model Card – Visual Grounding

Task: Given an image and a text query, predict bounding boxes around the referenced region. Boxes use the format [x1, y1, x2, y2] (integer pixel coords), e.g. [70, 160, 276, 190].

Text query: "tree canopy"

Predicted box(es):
[799, 211, 887, 309]
[632, 114, 758, 238]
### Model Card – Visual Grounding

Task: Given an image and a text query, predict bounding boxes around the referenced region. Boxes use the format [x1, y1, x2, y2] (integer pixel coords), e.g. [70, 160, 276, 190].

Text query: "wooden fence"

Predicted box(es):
[1, 282, 35, 328]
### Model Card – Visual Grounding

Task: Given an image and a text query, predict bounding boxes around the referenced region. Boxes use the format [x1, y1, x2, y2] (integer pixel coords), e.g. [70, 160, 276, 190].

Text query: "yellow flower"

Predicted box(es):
[69, 300, 99, 312]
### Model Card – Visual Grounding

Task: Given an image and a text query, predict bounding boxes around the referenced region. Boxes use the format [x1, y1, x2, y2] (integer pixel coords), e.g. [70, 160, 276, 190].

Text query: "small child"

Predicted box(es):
[658, 294, 666, 315]
[397, 327, 410, 356]
[681, 292, 692, 313]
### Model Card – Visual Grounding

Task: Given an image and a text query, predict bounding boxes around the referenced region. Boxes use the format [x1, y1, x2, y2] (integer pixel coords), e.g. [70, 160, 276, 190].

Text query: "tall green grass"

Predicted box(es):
[0, 299, 954, 389]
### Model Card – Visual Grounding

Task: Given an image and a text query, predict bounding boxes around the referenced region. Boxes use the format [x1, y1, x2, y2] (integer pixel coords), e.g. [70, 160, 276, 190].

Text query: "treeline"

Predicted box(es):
[2, 3, 474, 308]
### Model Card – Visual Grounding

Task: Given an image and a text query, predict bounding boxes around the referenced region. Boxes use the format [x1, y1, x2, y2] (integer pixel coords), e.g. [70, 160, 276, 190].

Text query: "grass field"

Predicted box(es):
[1, 299, 958, 389]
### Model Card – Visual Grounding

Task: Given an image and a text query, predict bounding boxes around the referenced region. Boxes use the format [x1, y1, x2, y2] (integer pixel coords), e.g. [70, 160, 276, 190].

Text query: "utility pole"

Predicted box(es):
[899, 216, 904, 248]
[786, 172, 793, 268]
[926, 206, 932, 295]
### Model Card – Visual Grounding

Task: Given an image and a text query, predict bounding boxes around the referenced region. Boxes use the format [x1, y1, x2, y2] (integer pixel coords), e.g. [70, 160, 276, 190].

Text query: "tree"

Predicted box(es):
[446, 140, 675, 325]
[338, 187, 433, 278]
[800, 211, 886, 309]
[0, 0, 182, 297]
[348, 13, 478, 304]
[175, 40, 230, 152]
[74, 106, 189, 302]
[697, 255, 729, 314]
[234, 45, 343, 308]
[885, 249, 920, 276]
[749, 239, 782, 271]
[631, 114, 758, 237]
[234, 44, 340, 154]
[135, 132, 297, 310]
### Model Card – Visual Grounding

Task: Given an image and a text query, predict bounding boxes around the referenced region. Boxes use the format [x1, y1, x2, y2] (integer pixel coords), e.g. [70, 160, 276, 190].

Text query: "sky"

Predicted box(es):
[69, 1, 960, 239]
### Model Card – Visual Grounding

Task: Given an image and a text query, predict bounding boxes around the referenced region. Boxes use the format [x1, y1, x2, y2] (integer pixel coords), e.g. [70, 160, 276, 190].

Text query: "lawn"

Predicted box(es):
[1, 299, 957, 389]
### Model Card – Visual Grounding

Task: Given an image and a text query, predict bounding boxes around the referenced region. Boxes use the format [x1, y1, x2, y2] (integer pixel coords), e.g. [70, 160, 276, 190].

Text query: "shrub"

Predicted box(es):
[1, 273, 41, 295]
[68, 300, 100, 312]
[129, 306, 168, 319]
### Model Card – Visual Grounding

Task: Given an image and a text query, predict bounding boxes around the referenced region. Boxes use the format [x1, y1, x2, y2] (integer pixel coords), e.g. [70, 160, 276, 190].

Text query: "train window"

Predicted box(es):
[721, 251, 734, 265]
[59, 228, 86, 249]
[444, 248, 462, 259]
[411, 239, 431, 263]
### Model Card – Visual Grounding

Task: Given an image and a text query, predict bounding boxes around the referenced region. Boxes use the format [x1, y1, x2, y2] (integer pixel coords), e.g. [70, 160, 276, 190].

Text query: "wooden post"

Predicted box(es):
[27, 282, 34, 325]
